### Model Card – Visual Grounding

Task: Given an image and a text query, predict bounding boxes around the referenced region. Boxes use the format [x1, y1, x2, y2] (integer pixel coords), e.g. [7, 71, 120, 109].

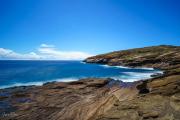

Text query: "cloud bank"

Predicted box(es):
[0, 44, 93, 60]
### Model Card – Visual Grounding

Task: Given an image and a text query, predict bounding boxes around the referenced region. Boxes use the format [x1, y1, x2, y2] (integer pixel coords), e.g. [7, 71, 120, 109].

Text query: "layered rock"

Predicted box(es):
[0, 78, 125, 120]
[84, 45, 180, 70]
[84, 45, 180, 119]
[0, 45, 180, 120]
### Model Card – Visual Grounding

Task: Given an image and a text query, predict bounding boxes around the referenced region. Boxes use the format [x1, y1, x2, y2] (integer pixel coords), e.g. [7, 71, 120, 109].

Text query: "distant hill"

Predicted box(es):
[84, 45, 180, 70]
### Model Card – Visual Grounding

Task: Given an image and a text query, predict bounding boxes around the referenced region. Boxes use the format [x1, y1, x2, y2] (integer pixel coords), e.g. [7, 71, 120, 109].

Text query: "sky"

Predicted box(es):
[0, 0, 179, 60]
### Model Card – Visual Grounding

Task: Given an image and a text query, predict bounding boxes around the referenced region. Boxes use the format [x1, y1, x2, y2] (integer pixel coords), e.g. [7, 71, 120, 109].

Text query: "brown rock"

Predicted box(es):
[1, 45, 180, 120]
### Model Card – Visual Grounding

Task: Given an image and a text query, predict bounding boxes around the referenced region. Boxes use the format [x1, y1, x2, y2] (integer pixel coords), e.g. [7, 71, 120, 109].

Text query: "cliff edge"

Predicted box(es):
[0, 45, 180, 120]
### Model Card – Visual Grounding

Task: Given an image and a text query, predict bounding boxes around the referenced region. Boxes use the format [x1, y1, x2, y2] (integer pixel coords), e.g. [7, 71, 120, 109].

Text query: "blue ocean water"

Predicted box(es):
[0, 60, 162, 88]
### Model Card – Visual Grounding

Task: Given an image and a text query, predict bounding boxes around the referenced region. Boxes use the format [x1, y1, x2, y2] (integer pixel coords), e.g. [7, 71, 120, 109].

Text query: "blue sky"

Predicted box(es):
[0, 0, 179, 60]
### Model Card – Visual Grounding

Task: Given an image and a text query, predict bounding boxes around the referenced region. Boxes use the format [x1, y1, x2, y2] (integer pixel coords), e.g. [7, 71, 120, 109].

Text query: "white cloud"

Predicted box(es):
[0, 48, 41, 60]
[40, 44, 55, 48]
[0, 44, 93, 60]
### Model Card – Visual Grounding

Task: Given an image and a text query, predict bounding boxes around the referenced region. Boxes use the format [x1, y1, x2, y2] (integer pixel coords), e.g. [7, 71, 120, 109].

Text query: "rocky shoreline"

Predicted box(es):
[0, 45, 180, 120]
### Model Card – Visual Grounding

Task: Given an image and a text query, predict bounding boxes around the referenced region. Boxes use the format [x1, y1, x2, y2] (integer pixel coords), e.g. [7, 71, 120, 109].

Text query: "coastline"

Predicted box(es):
[0, 45, 179, 120]
[0, 78, 79, 89]
[0, 62, 163, 89]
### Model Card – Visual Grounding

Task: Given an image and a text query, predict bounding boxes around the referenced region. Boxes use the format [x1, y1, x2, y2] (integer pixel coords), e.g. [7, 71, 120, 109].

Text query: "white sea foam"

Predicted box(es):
[111, 71, 163, 82]
[0, 63, 163, 89]
[137, 67, 154, 70]
[80, 61, 86, 64]
[100, 64, 156, 70]
[112, 65, 130, 69]
[101, 65, 111, 68]
[111, 77, 141, 82]
[0, 81, 44, 89]
[123, 72, 153, 78]
[156, 71, 164, 74]
[100, 65, 129, 69]
[53, 78, 78, 82]
[0, 78, 79, 89]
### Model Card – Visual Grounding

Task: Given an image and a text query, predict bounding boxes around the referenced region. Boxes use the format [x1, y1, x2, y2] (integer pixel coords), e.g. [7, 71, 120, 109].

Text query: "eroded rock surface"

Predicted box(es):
[85, 45, 180, 120]
[84, 45, 180, 70]
[0, 45, 180, 120]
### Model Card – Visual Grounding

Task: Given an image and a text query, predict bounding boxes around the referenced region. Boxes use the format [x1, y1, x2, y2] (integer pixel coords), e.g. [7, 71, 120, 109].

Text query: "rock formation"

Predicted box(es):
[0, 45, 180, 120]
[84, 45, 180, 120]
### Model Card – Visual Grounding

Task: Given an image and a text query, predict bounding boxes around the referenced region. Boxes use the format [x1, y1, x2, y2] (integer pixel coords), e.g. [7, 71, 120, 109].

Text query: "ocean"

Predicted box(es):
[0, 60, 162, 89]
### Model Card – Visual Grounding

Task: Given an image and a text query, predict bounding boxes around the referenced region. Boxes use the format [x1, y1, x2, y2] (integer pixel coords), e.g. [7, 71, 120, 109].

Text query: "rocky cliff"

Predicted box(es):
[84, 45, 180, 70]
[84, 45, 180, 120]
[0, 45, 180, 120]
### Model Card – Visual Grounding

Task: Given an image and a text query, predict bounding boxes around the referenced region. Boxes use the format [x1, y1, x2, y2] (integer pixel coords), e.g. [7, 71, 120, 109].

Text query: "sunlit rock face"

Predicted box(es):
[84, 45, 180, 70]
[0, 45, 180, 120]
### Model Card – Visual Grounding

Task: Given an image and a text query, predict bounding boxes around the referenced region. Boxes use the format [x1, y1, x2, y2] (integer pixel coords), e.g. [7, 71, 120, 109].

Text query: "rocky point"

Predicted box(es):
[0, 45, 180, 120]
